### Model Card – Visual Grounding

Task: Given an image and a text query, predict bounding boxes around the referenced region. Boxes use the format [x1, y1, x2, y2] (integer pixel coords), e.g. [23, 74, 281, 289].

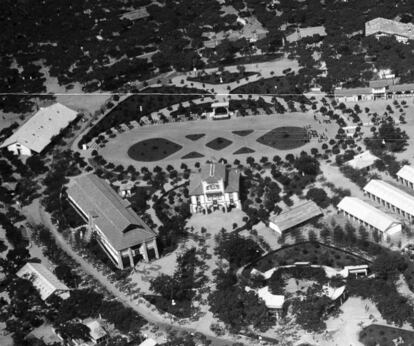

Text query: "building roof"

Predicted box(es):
[363, 179, 414, 216]
[366, 17, 414, 40]
[397, 165, 414, 184]
[333, 87, 372, 97]
[389, 83, 414, 93]
[16, 263, 69, 301]
[85, 320, 106, 341]
[0, 103, 78, 153]
[66, 174, 156, 251]
[369, 78, 398, 88]
[139, 339, 158, 346]
[337, 197, 401, 233]
[286, 26, 327, 42]
[257, 286, 285, 309]
[121, 7, 149, 20]
[189, 163, 240, 195]
[269, 200, 322, 232]
[211, 102, 229, 108]
[345, 151, 379, 170]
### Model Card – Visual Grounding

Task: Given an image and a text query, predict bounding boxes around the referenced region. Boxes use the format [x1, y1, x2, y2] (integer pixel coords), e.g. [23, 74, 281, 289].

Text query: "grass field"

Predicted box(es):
[232, 130, 254, 137]
[185, 134, 205, 141]
[182, 151, 204, 159]
[359, 324, 414, 346]
[205, 137, 233, 151]
[256, 126, 309, 150]
[233, 147, 255, 155]
[127, 138, 182, 161]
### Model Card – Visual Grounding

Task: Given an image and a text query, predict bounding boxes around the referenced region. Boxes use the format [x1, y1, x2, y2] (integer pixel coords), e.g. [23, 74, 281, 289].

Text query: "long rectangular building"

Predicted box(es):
[17, 263, 70, 301]
[66, 174, 159, 269]
[269, 200, 322, 234]
[337, 197, 402, 238]
[397, 165, 414, 190]
[363, 179, 414, 220]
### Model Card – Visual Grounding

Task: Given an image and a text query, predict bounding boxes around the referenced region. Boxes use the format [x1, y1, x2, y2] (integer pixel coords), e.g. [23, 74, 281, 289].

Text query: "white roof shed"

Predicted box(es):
[397, 165, 414, 185]
[337, 197, 402, 234]
[346, 151, 378, 170]
[363, 179, 414, 216]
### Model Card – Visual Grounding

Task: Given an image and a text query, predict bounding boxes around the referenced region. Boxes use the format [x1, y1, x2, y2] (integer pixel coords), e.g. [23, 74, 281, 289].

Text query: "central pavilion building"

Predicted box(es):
[189, 162, 241, 213]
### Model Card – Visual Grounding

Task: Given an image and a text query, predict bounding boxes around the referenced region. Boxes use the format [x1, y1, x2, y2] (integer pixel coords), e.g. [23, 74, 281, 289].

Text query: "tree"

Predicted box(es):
[294, 154, 320, 176]
[215, 231, 262, 268]
[306, 188, 330, 208]
[54, 264, 79, 288]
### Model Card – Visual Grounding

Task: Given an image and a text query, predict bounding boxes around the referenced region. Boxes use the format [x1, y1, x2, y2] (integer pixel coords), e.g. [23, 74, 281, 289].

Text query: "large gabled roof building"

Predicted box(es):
[66, 174, 159, 269]
[0, 103, 78, 156]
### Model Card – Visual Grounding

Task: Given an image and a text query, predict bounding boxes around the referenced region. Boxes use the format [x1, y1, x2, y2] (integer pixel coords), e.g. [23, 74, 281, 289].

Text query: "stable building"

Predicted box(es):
[0, 103, 78, 156]
[189, 162, 241, 213]
[66, 174, 159, 269]
[365, 17, 414, 44]
[17, 263, 70, 301]
[268, 200, 322, 235]
[363, 179, 414, 221]
[397, 165, 414, 190]
[337, 197, 402, 238]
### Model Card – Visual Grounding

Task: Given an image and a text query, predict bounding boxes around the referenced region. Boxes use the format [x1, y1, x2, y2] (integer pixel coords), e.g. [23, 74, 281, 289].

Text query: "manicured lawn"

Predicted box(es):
[205, 137, 232, 151]
[360, 324, 414, 346]
[233, 147, 255, 155]
[256, 126, 309, 150]
[182, 151, 204, 159]
[185, 134, 205, 141]
[127, 138, 182, 162]
[247, 242, 370, 274]
[232, 130, 254, 137]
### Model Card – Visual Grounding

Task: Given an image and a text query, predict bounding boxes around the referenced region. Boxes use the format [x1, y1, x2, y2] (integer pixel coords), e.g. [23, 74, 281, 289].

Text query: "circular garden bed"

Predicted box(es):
[127, 138, 182, 161]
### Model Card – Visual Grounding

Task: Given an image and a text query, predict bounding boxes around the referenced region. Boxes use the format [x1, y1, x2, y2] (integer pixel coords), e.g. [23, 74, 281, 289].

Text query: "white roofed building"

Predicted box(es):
[397, 165, 414, 190]
[337, 197, 402, 238]
[189, 162, 241, 213]
[17, 263, 70, 301]
[84, 320, 108, 345]
[363, 179, 414, 221]
[269, 201, 322, 234]
[0, 103, 78, 156]
[345, 151, 379, 171]
[366, 17, 414, 44]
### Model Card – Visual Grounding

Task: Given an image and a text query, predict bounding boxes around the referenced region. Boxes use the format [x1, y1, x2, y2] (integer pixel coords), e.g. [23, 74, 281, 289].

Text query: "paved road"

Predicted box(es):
[22, 199, 261, 346]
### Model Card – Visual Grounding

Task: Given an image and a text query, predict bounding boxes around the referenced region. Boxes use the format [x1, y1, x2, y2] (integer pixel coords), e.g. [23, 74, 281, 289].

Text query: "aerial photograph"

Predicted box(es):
[3, 0, 414, 345]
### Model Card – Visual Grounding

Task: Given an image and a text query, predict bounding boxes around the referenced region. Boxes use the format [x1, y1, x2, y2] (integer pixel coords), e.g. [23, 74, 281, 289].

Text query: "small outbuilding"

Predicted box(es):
[345, 151, 379, 171]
